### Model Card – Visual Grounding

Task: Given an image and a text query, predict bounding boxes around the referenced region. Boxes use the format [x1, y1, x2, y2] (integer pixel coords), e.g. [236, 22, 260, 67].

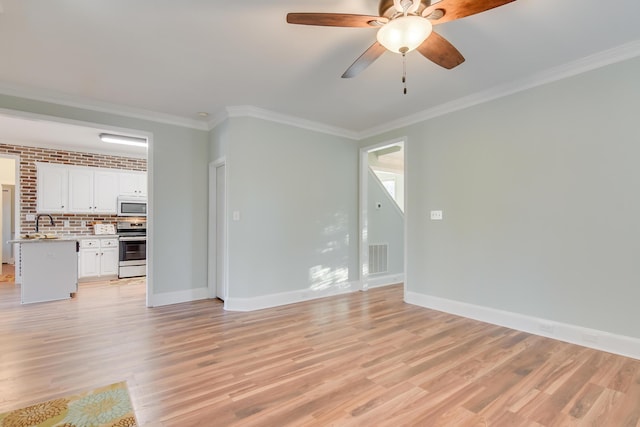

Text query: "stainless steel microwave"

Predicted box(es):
[117, 196, 147, 217]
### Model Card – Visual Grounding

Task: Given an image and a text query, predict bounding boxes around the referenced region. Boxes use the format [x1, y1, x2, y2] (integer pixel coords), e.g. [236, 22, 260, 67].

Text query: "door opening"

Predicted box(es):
[209, 159, 227, 301]
[359, 139, 406, 291]
[0, 155, 19, 279]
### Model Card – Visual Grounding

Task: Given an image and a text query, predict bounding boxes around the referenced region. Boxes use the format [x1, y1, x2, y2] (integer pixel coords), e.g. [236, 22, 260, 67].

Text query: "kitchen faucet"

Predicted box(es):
[35, 214, 55, 233]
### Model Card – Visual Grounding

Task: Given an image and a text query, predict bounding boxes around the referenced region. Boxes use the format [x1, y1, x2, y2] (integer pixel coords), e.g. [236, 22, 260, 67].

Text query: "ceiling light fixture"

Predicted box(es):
[99, 133, 148, 148]
[376, 15, 432, 54]
[375, 0, 433, 95]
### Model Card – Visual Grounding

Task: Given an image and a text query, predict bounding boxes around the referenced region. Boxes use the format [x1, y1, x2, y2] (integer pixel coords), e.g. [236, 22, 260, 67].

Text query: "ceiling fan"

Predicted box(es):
[287, 0, 516, 80]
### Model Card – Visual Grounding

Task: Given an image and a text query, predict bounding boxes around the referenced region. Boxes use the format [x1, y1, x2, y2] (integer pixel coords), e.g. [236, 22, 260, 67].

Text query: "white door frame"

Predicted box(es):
[208, 158, 228, 302]
[359, 137, 407, 292]
[0, 108, 153, 304]
[0, 154, 20, 268]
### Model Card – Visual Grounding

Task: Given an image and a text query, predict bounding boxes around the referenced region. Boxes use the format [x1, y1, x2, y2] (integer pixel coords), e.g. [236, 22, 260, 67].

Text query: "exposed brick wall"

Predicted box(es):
[0, 143, 146, 235]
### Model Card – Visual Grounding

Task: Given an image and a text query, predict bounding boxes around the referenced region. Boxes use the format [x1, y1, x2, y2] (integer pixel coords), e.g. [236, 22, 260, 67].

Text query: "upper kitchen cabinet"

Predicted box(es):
[37, 163, 68, 213]
[119, 172, 146, 197]
[69, 169, 120, 214]
[68, 168, 94, 213]
[94, 171, 120, 212]
[37, 163, 144, 214]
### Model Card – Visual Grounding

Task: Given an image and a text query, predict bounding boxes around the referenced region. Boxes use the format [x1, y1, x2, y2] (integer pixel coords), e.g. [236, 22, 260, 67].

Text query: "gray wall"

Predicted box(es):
[367, 169, 404, 276]
[0, 94, 210, 298]
[362, 55, 640, 338]
[214, 117, 359, 299]
[209, 119, 228, 162]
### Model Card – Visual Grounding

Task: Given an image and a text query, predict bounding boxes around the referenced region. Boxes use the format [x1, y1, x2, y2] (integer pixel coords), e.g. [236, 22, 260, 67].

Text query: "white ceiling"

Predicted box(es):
[0, 0, 639, 146]
[0, 114, 147, 157]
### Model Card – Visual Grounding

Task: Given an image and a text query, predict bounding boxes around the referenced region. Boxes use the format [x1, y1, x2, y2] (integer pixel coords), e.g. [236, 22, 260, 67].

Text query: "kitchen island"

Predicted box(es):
[9, 238, 78, 304]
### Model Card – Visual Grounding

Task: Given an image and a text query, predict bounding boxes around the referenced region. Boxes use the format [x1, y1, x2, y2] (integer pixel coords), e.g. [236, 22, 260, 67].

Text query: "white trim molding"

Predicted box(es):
[406, 291, 640, 361]
[0, 82, 209, 131]
[224, 106, 359, 140]
[365, 273, 405, 290]
[224, 281, 360, 312]
[150, 287, 209, 307]
[359, 39, 640, 139]
[2, 41, 638, 140]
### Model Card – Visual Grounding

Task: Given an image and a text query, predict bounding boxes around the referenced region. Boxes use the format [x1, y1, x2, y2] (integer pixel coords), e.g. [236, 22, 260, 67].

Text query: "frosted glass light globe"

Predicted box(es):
[377, 15, 433, 54]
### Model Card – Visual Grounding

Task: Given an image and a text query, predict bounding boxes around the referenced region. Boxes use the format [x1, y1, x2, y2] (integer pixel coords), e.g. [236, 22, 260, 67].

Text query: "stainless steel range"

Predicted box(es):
[117, 220, 146, 278]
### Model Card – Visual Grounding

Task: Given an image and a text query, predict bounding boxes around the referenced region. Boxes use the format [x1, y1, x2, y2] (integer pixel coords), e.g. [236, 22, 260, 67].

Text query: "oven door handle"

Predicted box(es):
[119, 236, 147, 241]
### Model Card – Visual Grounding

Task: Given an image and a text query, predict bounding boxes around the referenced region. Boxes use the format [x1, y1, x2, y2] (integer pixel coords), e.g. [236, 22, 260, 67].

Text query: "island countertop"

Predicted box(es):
[9, 234, 119, 244]
[8, 237, 80, 244]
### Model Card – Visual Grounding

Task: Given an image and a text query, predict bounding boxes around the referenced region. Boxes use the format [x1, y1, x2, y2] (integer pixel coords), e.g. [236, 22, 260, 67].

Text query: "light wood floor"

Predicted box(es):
[1, 281, 639, 426]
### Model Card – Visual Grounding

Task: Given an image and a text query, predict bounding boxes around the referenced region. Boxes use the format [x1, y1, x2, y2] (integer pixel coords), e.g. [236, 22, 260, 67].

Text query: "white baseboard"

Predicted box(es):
[364, 273, 404, 290]
[151, 287, 209, 307]
[225, 281, 359, 312]
[406, 291, 640, 361]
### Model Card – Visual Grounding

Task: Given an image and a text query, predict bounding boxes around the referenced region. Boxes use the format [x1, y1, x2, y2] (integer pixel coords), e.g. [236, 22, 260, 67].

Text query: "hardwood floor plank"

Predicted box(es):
[2, 281, 640, 426]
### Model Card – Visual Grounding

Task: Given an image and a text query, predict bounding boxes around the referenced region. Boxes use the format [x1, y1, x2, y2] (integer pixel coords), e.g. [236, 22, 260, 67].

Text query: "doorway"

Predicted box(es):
[209, 159, 227, 301]
[0, 155, 19, 281]
[0, 111, 151, 303]
[359, 139, 406, 291]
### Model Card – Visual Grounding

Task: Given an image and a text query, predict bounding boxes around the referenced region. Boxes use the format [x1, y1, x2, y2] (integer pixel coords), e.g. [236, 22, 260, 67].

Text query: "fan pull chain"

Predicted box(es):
[401, 48, 408, 95]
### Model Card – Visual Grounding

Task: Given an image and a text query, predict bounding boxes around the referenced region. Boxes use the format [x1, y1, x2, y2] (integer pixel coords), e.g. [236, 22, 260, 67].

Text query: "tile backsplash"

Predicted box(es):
[0, 143, 147, 235]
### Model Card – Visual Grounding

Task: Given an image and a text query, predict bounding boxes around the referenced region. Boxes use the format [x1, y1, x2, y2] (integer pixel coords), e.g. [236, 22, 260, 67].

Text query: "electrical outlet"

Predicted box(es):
[81, 220, 87, 227]
[233, 211, 240, 221]
[26, 214, 36, 221]
[430, 210, 443, 220]
[63, 220, 70, 227]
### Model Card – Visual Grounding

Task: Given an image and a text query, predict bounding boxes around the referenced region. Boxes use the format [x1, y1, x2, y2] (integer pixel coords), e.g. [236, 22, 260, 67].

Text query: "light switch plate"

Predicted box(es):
[430, 210, 443, 220]
[233, 211, 240, 221]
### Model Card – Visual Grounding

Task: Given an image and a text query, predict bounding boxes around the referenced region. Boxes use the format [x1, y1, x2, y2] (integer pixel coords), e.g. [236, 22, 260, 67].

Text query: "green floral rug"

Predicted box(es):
[0, 382, 137, 427]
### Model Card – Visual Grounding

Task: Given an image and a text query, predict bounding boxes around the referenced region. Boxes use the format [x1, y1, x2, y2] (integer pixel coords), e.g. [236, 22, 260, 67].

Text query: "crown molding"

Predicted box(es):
[358, 39, 640, 139]
[0, 82, 209, 131]
[223, 105, 360, 140]
[207, 109, 230, 130]
[1, 40, 638, 140]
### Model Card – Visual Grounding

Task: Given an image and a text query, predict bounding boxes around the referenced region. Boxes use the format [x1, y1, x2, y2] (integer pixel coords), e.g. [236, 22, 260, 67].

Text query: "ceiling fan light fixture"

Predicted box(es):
[376, 15, 432, 54]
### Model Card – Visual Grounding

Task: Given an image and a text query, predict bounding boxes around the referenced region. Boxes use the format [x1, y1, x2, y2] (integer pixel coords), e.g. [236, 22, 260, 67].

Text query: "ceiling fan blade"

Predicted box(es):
[342, 42, 387, 78]
[287, 13, 388, 28]
[416, 31, 465, 69]
[422, 0, 516, 25]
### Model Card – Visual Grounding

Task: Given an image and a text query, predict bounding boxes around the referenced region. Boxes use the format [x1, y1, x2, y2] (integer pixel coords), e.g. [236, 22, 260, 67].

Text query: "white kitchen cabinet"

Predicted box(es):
[100, 247, 119, 276]
[79, 240, 100, 278]
[119, 172, 146, 197]
[37, 163, 68, 213]
[37, 164, 140, 215]
[69, 169, 119, 214]
[78, 238, 119, 280]
[94, 171, 119, 213]
[68, 168, 95, 213]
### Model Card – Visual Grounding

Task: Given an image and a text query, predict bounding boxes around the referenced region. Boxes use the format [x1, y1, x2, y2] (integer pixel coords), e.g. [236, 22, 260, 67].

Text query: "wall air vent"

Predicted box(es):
[369, 243, 388, 275]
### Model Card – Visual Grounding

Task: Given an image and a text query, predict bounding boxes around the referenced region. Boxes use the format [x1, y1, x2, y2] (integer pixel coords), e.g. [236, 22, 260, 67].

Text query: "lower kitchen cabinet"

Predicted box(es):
[78, 238, 119, 280]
